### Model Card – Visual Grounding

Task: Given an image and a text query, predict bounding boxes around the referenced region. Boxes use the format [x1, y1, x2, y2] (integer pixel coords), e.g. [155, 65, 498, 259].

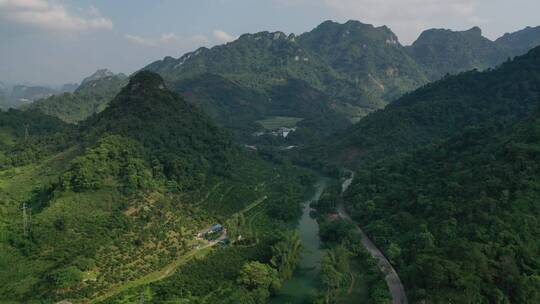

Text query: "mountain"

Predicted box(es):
[297, 20, 427, 101]
[314, 47, 540, 302]
[0, 84, 57, 109]
[322, 46, 540, 167]
[496, 25, 540, 55]
[145, 20, 540, 139]
[406, 27, 510, 80]
[0, 71, 311, 303]
[143, 25, 393, 120]
[81, 69, 126, 85]
[84, 71, 235, 179]
[24, 70, 128, 123]
[60, 83, 79, 93]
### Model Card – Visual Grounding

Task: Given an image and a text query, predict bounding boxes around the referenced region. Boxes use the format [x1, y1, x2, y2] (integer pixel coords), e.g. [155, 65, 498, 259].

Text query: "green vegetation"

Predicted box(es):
[174, 75, 350, 146]
[317, 45, 540, 168]
[24, 71, 127, 123]
[0, 71, 313, 303]
[306, 180, 391, 304]
[345, 111, 540, 302]
[3, 20, 540, 304]
[406, 27, 508, 80]
[321, 47, 540, 302]
[257, 116, 303, 130]
[146, 20, 540, 137]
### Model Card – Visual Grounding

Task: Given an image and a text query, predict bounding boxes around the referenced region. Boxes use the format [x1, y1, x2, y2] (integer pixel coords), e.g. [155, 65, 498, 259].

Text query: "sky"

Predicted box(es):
[0, 0, 539, 85]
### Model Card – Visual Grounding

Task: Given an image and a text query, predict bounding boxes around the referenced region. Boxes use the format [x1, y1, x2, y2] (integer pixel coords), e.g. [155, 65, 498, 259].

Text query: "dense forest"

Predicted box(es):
[344, 108, 540, 303]
[332, 47, 540, 303]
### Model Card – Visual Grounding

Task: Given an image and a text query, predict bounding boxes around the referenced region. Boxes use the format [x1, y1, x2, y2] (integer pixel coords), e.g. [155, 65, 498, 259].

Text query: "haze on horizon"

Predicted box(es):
[0, 0, 539, 85]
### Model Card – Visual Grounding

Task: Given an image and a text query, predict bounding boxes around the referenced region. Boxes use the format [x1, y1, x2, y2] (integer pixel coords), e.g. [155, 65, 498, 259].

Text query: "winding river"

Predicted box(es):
[270, 177, 329, 303]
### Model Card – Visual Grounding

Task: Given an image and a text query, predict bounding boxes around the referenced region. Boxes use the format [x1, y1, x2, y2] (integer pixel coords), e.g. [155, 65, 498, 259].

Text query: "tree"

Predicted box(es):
[237, 261, 281, 293]
[387, 243, 401, 264]
[270, 232, 303, 279]
[51, 266, 83, 289]
[320, 245, 351, 302]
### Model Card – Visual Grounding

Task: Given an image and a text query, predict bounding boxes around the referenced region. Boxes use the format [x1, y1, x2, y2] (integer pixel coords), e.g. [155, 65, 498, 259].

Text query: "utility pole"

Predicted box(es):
[22, 203, 28, 237]
[24, 123, 29, 141]
[139, 290, 145, 304]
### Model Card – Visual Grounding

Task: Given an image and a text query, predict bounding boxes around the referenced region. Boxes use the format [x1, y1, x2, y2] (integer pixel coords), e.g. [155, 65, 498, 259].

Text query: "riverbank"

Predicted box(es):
[337, 172, 408, 304]
[270, 177, 329, 303]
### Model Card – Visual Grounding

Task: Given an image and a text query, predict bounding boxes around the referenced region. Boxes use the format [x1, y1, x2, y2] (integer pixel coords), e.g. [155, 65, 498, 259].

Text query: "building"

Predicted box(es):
[211, 224, 223, 233]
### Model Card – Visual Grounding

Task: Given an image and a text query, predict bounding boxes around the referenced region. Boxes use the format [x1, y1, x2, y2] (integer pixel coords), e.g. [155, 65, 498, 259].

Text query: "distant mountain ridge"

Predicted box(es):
[496, 25, 540, 55]
[24, 69, 128, 123]
[81, 68, 127, 86]
[406, 26, 509, 79]
[17, 21, 540, 146]
[145, 21, 540, 123]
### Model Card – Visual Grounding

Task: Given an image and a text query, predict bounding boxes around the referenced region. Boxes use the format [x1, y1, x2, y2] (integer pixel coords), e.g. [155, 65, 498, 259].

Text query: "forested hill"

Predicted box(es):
[25, 70, 127, 123]
[343, 100, 540, 303]
[320, 45, 540, 168]
[406, 26, 508, 80]
[312, 42, 540, 304]
[0, 71, 311, 302]
[146, 21, 540, 120]
[85, 71, 235, 180]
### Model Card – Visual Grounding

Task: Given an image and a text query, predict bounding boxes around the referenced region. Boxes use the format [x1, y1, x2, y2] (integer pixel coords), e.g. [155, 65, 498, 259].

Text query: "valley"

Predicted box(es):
[1, 10, 540, 304]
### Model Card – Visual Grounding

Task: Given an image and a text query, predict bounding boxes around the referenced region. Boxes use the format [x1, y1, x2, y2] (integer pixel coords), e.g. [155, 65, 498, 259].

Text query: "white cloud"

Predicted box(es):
[125, 34, 156, 46]
[125, 33, 210, 47]
[213, 30, 236, 43]
[0, 0, 112, 31]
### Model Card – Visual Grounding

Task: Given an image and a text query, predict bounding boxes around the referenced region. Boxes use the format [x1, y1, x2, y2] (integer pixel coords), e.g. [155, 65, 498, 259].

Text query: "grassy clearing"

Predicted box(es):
[256, 116, 304, 130]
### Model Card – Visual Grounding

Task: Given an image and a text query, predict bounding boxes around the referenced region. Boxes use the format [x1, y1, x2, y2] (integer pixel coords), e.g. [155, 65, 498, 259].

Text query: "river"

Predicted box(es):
[270, 177, 329, 304]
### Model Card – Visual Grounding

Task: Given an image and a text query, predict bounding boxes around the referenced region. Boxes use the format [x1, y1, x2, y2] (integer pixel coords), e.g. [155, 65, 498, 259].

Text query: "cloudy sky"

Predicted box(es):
[1, 0, 538, 84]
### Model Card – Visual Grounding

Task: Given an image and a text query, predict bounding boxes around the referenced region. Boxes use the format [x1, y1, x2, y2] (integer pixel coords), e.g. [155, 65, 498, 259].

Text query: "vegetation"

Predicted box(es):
[0, 71, 313, 303]
[2, 19, 540, 304]
[256, 116, 303, 130]
[323, 47, 540, 302]
[270, 232, 303, 279]
[406, 27, 508, 80]
[24, 71, 127, 123]
[343, 112, 540, 302]
[308, 181, 391, 304]
[317, 46, 540, 168]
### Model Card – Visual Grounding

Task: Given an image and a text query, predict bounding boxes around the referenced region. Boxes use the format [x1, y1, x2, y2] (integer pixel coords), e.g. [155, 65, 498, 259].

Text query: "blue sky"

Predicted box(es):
[1, 0, 539, 84]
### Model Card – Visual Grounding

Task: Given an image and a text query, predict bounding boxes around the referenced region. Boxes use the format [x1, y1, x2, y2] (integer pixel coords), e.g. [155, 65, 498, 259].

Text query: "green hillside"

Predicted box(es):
[314, 47, 540, 303]
[320, 46, 540, 168]
[344, 108, 540, 303]
[298, 20, 427, 101]
[25, 71, 127, 124]
[0, 72, 313, 303]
